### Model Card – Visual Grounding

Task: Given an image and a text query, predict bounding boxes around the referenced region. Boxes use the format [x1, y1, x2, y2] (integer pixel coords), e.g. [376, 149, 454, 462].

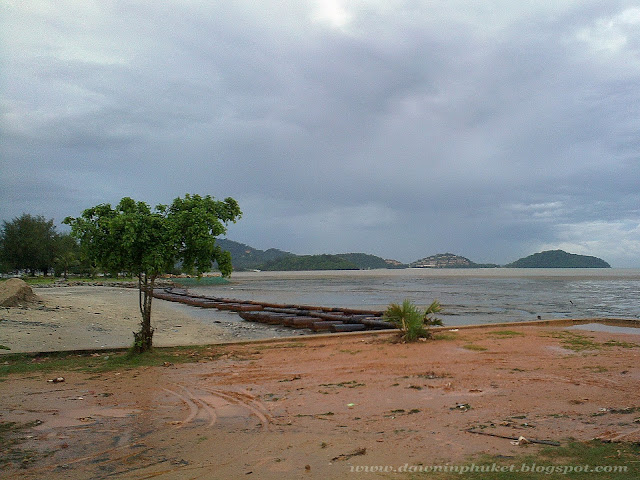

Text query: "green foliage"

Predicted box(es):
[64, 194, 241, 280]
[384, 299, 443, 341]
[53, 233, 81, 278]
[0, 214, 58, 275]
[506, 250, 610, 268]
[63, 194, 241, 351]
[166, 194, 241, 276]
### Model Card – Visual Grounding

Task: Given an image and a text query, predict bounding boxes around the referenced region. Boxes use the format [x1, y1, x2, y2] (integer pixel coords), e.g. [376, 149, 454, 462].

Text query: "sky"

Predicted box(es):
[1, 1, 640, 267]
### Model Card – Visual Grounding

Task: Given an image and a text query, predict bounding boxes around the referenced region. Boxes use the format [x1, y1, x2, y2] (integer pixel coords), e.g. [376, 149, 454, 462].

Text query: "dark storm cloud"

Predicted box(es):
[1, 1, 639, 266]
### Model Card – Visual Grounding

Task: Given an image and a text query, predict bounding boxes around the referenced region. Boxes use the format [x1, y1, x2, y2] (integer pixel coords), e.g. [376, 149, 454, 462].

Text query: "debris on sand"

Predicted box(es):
[466, 429, 560, 446]
[331, 447, 367, 461]
[510, 436, 531, 446]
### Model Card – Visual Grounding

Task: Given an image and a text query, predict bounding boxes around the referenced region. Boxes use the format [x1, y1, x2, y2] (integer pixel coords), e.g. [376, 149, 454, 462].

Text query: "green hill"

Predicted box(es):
[218, 241, 611, 271]
[216, 239, 293, 271]
[506, 250, 610, 268]
[335, 253, 407, 269]
[217, 239, 406, 271]
[260, 254, 359, 271]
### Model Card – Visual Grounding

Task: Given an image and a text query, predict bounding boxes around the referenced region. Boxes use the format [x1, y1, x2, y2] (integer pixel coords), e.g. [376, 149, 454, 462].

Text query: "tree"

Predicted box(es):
[383, 299, 443, 341]
[0, 214, 58, 275]
[54, 233, 81, 279]
[64, 194, 242, 352]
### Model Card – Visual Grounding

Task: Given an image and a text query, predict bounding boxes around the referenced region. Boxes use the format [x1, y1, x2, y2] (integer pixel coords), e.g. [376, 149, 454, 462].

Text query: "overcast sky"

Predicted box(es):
[2, 1, 639, 267]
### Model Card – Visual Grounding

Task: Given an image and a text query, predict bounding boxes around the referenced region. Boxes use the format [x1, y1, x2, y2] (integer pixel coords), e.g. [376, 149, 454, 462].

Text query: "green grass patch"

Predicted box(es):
[463, 344, 488, 352]
[401, 441, 640, 479]
[563, 337, 601, 352]
[433, 332, 459, 341]
[545, 331, 640, 352]
[603, 340, 640, 349]
[547, 331, 600, 352]
[0, 345, 224, 378]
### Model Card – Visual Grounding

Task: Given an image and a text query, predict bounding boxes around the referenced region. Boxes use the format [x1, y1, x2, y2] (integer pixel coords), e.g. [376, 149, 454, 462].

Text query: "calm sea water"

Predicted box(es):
[190, 269, 640, 326]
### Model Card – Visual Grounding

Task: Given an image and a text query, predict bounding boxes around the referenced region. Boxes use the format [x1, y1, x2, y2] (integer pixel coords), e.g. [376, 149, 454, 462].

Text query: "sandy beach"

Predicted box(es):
[0, 286, 307, 353]
[2, 286, 640, 479]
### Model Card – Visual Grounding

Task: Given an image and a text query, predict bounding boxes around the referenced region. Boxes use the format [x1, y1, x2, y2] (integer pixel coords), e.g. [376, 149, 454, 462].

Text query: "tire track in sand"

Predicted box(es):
[163, 384, 272, 430]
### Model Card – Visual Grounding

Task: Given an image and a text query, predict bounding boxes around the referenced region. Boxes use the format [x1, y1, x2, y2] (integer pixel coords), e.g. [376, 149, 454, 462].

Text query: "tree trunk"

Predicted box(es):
[133, 273, 155, 353]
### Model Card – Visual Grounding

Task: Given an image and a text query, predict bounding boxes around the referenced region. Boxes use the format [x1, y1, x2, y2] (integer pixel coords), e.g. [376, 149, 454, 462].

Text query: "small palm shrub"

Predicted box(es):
[384, 299, 443, 341]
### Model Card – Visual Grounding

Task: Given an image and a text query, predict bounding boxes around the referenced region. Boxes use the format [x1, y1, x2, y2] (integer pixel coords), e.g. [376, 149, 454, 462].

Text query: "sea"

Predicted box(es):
[188, 268, 640, 326]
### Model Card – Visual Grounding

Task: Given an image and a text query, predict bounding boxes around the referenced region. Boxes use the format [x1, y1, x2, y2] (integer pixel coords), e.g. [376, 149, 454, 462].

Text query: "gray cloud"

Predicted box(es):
[2, 1, 639, 267]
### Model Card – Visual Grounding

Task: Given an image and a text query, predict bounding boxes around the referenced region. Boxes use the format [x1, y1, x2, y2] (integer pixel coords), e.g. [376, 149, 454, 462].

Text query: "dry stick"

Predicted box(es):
[332, 447, 367, 461]
[465, 429, 561, 446]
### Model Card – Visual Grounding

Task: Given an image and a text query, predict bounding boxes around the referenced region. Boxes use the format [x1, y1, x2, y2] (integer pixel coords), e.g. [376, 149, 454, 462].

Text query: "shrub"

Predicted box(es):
[384, 299, 443, 341]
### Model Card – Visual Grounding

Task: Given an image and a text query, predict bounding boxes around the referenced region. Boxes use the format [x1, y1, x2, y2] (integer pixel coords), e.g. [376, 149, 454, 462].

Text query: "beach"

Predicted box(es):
[2, 285, 640, 478]
[0, 285, 307, 353]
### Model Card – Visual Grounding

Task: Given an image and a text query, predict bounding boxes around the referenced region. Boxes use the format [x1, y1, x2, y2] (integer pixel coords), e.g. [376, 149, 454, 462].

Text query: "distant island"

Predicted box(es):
[410, 253, 499, 269]
[505, 250, 611, 268]
[216, 240, 611, 271]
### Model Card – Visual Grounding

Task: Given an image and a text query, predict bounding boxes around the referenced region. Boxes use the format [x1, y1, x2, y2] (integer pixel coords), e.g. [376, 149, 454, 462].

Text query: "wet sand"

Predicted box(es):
[2, 324, 640, 479]
[0, 286, 306, 354]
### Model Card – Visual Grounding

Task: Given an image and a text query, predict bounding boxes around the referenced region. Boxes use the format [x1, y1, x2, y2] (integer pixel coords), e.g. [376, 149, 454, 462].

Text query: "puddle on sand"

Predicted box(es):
[33, 406, 141, 429]
[566, 323, 640, 336]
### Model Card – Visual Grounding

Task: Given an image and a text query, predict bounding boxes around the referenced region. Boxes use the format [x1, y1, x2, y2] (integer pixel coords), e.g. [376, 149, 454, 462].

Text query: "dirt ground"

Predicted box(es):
[2, 318, 640, 479]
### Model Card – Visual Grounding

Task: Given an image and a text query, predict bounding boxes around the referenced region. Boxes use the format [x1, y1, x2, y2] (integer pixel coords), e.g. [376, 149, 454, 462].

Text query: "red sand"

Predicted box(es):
[2, 324, 639, 479]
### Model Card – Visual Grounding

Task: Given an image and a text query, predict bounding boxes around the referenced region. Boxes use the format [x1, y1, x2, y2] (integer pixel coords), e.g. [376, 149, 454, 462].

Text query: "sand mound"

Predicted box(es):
[0, 278, 38, 307]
